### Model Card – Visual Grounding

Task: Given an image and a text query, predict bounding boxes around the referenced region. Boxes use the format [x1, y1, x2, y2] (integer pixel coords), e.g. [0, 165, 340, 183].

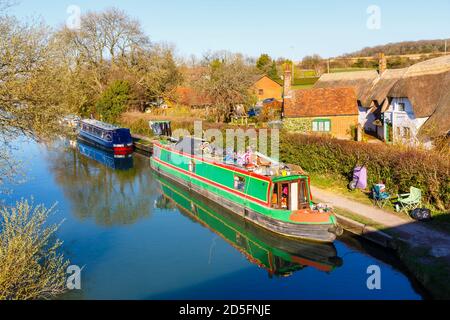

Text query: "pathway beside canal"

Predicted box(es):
[311, 186, 450, 256]
[311, 185, 450, 298]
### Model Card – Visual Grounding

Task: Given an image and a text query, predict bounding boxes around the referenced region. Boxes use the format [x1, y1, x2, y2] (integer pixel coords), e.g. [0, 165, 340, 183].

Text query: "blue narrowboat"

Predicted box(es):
[79, 119, 133, 155]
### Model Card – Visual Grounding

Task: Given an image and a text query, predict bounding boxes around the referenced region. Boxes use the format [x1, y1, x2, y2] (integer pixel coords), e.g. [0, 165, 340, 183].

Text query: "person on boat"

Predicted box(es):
[280, 184, 289, 209]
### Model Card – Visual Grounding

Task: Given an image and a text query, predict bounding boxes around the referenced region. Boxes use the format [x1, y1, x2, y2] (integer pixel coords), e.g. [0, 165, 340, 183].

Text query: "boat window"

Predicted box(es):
[234, 176, 246, 192]
[273, 181, 309, 211]
[299, 179, 309, 209]
[153, 147, 161, 159]
[272, 184, 279, 208]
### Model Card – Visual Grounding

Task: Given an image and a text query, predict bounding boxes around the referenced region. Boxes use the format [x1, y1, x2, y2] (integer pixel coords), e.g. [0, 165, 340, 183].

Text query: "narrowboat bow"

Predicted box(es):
[150, 137, 343, 243]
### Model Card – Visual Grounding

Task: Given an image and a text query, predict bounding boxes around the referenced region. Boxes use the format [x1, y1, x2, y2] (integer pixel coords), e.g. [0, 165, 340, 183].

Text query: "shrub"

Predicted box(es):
[280, 133, 450, 211]
[96, 80, 131, 123]
[0, 200, 69, 300]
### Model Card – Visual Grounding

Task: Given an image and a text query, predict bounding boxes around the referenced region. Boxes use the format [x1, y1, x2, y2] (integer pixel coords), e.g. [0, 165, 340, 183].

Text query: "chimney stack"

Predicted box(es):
[378, 53, 387, 75]
[283, 64, 292, 98]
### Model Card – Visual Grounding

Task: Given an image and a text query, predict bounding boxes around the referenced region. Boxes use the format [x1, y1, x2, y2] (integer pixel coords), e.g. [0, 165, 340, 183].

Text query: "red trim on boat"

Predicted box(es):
[114, 146, 134, 155]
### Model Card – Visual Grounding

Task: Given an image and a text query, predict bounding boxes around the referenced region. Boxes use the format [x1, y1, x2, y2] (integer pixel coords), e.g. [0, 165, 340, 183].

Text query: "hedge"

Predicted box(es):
[280, 133, 450, 211]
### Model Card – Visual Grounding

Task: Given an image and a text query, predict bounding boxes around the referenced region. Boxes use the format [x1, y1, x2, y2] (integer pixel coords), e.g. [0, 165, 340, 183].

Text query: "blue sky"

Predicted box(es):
[10, 0, 450, 60]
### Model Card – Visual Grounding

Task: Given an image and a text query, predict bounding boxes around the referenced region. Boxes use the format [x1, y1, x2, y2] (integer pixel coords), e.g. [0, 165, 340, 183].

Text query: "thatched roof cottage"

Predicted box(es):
[314, 54, 450, 146]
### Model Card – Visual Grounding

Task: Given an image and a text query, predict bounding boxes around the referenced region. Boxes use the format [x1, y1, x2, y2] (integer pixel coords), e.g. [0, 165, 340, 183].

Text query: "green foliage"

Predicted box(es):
[256, 54, 272, 71]
[280, 133, 450, 211]
[96, 80, 131, 123]
[127, 118, 153, 136]
[267, 61, 280, 81]
[0, 200, 69, 300]
[284, 118, 313, 132]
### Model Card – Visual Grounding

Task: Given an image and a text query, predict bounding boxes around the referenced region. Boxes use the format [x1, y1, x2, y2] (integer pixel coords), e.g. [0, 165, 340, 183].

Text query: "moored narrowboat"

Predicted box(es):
[150, 136, 343, 243]
[79, 119, 133, 155]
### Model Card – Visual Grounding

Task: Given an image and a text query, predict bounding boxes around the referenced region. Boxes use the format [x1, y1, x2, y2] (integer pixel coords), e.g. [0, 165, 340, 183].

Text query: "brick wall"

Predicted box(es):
[284, 115, 358, 140]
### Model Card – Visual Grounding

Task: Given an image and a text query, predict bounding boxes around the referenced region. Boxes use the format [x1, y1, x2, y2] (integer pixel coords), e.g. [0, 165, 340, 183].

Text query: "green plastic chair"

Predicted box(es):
[396, 187, 422, 213]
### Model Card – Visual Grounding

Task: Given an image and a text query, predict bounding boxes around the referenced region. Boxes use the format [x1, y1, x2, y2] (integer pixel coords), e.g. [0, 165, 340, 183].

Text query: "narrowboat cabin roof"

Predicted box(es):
[157, 136, 307, 181]
[81, 119, 121, 131]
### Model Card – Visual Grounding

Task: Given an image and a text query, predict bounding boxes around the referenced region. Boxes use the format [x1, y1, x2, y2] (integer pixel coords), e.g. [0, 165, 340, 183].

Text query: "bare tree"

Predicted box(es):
[195, 52, 257, 122]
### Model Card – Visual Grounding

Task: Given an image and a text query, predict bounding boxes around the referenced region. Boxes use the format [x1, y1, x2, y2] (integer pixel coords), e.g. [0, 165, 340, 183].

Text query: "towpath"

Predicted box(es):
[311, 186, 450, 259]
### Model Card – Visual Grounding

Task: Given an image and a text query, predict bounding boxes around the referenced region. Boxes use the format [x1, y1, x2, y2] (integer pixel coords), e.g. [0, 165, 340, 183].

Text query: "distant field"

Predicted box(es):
[291, 84, 315, 90]
[330, 67, 376, 73]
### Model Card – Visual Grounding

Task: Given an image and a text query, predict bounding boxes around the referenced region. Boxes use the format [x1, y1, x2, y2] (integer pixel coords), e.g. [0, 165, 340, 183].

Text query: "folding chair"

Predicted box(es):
[396, 187, 422, 213]
[372, 185, 391, 208]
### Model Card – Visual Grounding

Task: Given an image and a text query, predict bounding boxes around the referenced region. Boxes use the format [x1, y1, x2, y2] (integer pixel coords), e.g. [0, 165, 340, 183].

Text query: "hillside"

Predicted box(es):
[343, 39, 449, 57]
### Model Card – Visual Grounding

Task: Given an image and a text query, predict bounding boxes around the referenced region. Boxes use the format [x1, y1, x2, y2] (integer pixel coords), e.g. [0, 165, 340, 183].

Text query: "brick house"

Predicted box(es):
[252, 75, 283, 102]
[283, 84, 359, 140]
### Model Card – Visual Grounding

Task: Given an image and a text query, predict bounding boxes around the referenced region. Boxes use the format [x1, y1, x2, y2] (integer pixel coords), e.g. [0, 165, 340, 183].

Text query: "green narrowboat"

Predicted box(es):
[155, 174, 343, 275]
[150, 137, 342, 243]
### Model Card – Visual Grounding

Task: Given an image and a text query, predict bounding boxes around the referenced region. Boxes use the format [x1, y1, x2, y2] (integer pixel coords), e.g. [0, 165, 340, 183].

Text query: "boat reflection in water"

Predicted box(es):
[77, 140, 134, 171]
[155, 175, 343, 277]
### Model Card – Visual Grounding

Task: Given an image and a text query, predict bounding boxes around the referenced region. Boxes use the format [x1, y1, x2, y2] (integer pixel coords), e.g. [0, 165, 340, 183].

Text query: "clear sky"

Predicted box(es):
[9, 0, 450, 60]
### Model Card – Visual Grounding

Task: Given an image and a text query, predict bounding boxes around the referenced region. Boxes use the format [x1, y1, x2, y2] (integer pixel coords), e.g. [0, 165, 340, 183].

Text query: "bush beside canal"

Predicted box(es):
[280, 133, 450, 213]
[0, 200, 69, 300]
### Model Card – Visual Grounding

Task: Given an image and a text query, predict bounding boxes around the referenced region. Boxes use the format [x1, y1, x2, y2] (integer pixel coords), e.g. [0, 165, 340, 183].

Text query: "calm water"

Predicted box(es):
[1, 138, 426, 300]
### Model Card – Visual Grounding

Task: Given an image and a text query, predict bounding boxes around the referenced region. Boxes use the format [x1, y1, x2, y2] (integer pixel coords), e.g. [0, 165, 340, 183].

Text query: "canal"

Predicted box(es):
[1, 138, 426, 300]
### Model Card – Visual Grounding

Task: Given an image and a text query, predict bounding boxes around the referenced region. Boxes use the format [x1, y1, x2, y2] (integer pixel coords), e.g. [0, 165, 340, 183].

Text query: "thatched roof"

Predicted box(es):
[369, 68, 407, 107]
[419, 81, 450, 138]
[314, 70, 379, 105]
[285, 87, 358, 118]
[313, 55, 450, 138]
[386, 55, 450, 138]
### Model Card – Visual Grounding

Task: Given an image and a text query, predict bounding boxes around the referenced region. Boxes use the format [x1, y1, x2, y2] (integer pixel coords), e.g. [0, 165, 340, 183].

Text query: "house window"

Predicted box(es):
[258, 89, 264, 96]
[234, 176, 246, 192]
[398, 103, 406, 112]
[312, 119, 331, 132]
[401, 127, 411, 140]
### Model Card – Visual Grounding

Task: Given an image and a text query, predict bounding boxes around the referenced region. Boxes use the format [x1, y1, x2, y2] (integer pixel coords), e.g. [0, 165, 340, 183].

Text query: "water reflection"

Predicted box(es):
[78, 140, 134, 171]
[155, 174, 343, 277]
[47, 140, 158, 226]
